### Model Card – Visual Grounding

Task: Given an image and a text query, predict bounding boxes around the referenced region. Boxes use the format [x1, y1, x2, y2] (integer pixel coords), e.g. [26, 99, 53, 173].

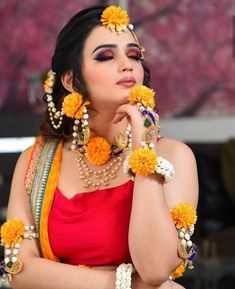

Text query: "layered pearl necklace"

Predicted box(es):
[74, 124, 132, 190]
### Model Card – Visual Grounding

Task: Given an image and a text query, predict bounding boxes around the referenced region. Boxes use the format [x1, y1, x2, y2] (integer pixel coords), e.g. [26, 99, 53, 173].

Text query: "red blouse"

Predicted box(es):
[48, 179, 134, 266]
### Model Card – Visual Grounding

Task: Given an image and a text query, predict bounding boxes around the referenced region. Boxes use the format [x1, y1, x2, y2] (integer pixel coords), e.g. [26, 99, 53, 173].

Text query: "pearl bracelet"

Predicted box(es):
[115, 263, 135, 289]
[123, 155, 175, 183]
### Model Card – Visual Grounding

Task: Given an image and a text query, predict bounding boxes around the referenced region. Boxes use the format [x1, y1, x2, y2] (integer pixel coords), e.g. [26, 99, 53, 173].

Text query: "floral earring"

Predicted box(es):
[44, 70, 64, 129]
[62, 91, 90, 150]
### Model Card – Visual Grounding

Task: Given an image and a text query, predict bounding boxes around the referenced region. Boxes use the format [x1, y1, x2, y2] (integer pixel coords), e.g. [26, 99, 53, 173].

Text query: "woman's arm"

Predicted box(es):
[128, 138, 199, 285]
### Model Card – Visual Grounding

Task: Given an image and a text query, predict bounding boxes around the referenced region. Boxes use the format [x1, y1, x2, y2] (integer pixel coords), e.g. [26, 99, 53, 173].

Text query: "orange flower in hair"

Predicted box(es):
[85, 137, 111, 165]
[171, 203, 197, 230]
[171, 262, 185, 280]
[101, 6, 129, 32]
[1, 219, 25, 247]
[128, 85, 155, 108]
[129, 147, 157, 176]
[62, 92, 84, 119]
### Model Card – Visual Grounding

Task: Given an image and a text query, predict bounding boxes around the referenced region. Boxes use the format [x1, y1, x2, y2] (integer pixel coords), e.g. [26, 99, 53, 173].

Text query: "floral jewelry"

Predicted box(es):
[125, 85, 175, 181]
[44, 70, 64, 130]
[101, 6, 129, 33]
[100, 6, 145, 59]
[115, 263, 135, 289]
[61, 91, 90, 151]
[75, 125, 132, 189]
[0, 219, 38, 282]
[169, 203, 198, 280]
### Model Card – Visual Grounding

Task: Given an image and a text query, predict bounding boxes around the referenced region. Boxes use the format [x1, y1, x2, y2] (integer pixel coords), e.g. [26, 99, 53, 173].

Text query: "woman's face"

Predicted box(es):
[81, 25, 144, 109]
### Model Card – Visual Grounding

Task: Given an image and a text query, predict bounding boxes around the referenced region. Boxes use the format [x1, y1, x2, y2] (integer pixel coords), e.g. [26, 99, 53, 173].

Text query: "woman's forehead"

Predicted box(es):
[84, 26, 136, 51]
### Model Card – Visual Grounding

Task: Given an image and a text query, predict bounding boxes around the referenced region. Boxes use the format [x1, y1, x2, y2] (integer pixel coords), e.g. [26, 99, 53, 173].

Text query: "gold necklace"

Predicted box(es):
[76, 153, 125, 190]
[74, 125, 132, 189]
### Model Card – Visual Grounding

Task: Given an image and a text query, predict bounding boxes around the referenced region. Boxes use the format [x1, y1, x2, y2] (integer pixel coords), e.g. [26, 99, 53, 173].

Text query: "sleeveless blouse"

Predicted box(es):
[48, 179, 134, 266]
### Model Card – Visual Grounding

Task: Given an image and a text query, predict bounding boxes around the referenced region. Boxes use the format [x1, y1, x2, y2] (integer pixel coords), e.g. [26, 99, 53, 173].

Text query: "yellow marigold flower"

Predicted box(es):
[62, 92, 83, 119]
[171, 203, 197, 230]
[85, 136, 111, 165]
[44, 70, 55, 94]
[129, 147, 157, 176]
[171, 262, 185, 279]
[128, 85, 155, 108]
[101, 6, 129, 32]
[0, 219, 25, 247]
[74, 100, 90, 120]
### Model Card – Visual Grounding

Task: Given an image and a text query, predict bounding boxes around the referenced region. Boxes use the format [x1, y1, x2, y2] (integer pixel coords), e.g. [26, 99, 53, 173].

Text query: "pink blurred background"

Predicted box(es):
[0, 0, 234, 117]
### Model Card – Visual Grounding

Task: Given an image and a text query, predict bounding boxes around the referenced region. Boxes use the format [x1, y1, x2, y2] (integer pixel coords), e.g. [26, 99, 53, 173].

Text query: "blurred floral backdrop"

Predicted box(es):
[0, 0, 234, 116]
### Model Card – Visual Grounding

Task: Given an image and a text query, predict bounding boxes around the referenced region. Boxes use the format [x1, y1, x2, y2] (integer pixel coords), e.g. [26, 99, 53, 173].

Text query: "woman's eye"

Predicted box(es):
[127, 50, 141, 60]
[94, 50, 114, 61]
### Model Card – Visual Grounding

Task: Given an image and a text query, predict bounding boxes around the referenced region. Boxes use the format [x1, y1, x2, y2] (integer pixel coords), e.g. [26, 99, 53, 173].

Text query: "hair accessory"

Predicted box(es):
[0, 219, 38, 282]
[100, 6, 145, 59]
[115, 263, 135, 289]
[169, 203, 198, 280]
[101, 6, 129, 33]
[44, 70, 64, 130]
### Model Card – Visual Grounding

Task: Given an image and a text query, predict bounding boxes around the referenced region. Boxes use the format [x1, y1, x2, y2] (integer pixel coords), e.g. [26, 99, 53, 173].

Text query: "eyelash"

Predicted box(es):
[94, 51, 141, 61]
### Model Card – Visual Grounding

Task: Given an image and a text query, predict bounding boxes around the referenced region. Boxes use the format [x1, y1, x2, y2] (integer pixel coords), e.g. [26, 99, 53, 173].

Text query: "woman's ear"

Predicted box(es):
[61, 70, 74, 92]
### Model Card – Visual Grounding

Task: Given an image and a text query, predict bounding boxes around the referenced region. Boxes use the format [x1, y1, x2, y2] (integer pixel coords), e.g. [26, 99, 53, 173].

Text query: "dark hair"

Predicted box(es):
[39, 5, 150, 140]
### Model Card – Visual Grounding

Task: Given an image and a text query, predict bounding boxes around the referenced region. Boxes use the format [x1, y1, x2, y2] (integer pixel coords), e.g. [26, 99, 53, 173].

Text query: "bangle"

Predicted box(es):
[123, 153, 175, 182]
[115, 263, 135, 289]
[169, 203, 198, 280]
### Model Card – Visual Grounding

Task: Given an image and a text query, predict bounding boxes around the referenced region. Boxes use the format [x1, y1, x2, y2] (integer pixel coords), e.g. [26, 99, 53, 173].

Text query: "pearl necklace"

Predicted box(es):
[75, 124, 132, 189]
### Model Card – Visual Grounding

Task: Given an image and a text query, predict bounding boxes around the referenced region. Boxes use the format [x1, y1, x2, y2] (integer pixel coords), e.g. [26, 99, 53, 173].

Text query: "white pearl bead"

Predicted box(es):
[187, 240, 192, 247]
[49, 102, 55, 108]
[149, 143, 154, 148]
[83, 120, 88, 126]
[4, 257, 10, 264]
[184, 233, 190, 241]
[12, 256, 17, 263]
[181, 239, 187, 246]
[179, 232, 185, 239]
[5, 249, 11, 255]
[47, 95, 52, 101]
[141, 141, 146, 147]
[15, 243, 20, 248]
[83, 114, 89, 119]
[71, 145, 77, 151]
[13, 249, 19, 255]
[25, 225, 30, 230]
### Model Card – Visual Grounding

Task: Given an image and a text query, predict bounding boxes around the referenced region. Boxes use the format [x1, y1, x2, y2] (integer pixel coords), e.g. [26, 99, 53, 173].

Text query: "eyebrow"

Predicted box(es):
[92, 43, 139, 54]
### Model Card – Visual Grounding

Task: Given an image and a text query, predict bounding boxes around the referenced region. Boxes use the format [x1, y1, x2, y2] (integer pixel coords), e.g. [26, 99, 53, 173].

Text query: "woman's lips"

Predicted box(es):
[117, 77, 136, 88]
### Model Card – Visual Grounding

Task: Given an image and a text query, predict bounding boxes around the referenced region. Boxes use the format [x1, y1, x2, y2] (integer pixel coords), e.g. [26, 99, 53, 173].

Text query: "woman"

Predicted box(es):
[1, 5, 198, 289]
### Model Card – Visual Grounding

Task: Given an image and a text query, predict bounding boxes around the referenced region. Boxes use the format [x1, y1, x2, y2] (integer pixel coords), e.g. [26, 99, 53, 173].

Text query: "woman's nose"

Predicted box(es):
[118, 56, 133, 73]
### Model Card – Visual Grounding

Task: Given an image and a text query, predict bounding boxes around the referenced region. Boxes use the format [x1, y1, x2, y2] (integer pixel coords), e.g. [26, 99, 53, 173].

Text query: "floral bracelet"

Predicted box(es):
[0, 219, 38, 282]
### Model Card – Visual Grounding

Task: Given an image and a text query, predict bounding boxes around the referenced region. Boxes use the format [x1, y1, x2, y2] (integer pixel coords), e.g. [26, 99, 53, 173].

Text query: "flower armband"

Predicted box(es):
[0, 219, 38, 282]
[169, 203, 198, 280]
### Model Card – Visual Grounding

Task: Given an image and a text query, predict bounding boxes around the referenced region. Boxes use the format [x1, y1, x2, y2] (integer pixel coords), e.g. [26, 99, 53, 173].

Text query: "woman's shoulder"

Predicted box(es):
[157, 136, 196, 164]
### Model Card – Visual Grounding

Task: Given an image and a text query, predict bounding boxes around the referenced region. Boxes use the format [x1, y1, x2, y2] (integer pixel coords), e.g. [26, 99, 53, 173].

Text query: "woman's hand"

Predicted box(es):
[112, 103, 159, 149]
